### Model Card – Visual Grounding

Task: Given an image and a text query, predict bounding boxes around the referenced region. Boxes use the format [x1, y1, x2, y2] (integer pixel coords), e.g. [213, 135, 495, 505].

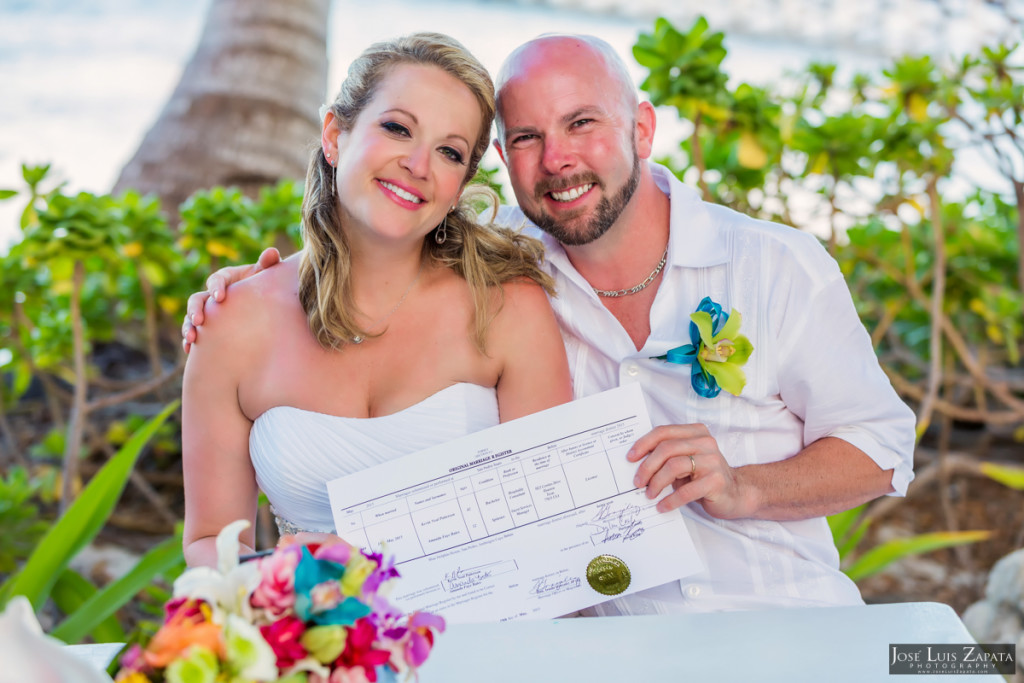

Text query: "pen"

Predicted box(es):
[239, 548, 275, 562]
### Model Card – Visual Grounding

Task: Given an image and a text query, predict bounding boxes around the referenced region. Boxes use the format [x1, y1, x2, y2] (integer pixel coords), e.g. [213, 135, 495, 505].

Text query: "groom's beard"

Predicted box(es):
[522, 146, 641, 247]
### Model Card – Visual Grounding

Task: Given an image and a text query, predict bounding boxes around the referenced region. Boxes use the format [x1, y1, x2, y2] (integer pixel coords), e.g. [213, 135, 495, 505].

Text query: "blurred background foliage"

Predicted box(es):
[0, 14, 1021, 642]
[634, 16, 1023, 440]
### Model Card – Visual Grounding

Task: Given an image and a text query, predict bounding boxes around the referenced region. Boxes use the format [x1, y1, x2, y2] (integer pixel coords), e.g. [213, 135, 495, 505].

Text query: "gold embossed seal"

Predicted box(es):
[586, 554, 631, 595]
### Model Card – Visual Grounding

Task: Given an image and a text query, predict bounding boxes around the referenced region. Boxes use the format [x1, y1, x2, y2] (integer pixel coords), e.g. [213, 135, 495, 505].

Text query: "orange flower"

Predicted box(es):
[144, 608, 224, 668]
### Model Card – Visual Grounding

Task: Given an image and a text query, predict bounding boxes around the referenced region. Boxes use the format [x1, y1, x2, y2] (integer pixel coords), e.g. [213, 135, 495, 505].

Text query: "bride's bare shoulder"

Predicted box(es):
[197, 258, 303, 346]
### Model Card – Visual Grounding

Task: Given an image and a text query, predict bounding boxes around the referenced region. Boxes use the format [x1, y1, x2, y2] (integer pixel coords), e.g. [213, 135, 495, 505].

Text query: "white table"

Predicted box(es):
[64, 642, 123, 673]
[419, 602, 1006, 682]
[68, 602, 1006, 681]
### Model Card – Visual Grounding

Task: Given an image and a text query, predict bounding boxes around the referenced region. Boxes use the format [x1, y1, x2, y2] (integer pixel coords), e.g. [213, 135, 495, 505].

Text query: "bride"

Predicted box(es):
[181, 33, 572, 567]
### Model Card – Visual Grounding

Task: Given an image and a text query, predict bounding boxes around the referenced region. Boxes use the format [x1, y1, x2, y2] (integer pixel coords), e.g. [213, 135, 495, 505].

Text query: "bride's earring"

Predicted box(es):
[435, 209, 450, 244]
[325, 150, 336, 197]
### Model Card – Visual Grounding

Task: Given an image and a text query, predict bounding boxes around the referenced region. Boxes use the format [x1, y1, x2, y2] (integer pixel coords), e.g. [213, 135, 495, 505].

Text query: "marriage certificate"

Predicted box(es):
[326, 383, 703, 623]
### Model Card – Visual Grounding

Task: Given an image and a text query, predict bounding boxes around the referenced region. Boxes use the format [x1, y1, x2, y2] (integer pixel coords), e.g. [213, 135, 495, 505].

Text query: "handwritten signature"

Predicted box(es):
[585, 501, 645, 544]
[529, 575, 582, 596]
[443, 565, 494, 592]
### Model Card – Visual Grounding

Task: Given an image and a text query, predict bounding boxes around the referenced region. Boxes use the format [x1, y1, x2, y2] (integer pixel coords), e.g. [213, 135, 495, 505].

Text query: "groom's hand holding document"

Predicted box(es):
[327, 383, 703, 623]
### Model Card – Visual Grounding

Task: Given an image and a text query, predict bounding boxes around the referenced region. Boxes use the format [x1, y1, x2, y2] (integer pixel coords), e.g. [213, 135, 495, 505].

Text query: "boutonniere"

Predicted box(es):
[653, 296, 753, 398]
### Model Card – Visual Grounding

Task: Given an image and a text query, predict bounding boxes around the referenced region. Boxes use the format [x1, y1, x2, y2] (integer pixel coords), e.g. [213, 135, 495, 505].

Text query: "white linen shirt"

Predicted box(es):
[496, 163, 916, 613]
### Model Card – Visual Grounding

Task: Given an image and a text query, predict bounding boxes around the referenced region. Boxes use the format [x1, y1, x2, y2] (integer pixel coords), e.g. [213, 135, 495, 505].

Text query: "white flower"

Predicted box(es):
[173, 519, 262, 623]
[0, 596, 114, 683]
[282, 656, 332, 680]
[223, 613, 279, 681]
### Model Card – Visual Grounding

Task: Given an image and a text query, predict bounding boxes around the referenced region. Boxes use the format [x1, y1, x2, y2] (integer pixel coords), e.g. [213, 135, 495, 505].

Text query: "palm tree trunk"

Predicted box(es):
[113, 0, 330, 220]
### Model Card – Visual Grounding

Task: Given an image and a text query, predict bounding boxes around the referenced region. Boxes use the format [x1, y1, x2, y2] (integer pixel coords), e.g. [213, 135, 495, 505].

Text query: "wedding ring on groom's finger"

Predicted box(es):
[689, 455, 696, 477]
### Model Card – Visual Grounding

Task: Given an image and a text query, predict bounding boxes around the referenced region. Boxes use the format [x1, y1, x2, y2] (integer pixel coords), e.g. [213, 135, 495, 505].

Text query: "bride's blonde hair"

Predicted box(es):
[299, 32, 554, 351]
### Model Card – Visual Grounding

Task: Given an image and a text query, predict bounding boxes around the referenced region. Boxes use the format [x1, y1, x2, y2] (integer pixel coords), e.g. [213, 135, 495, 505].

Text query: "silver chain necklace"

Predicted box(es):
[351, 263, 423, 344]
[592, 248, 669, 298]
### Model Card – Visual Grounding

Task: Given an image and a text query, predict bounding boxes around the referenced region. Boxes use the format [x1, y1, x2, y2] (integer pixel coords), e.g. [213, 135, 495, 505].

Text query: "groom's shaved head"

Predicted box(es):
[494, 34, 637, 146]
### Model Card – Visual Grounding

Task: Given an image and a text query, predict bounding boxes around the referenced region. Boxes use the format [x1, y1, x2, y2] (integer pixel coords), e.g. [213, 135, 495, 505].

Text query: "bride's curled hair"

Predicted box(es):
[299, 32, 554, 351]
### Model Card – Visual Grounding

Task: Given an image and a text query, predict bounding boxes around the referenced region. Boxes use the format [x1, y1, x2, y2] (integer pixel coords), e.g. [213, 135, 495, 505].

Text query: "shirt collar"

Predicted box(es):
[650, 163, 730, 268]
[533, 162, 730, 281]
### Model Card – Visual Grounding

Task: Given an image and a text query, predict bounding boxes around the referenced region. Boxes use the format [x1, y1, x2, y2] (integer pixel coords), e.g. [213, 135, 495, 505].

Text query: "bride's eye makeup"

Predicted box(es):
[439, 146, 465, 164]
[380, 116, 468, 166]
[382, 121, 410, 136]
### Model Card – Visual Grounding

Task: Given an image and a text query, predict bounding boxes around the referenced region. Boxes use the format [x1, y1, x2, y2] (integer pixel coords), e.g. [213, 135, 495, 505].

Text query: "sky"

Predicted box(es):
[0, 0, 1017, 252]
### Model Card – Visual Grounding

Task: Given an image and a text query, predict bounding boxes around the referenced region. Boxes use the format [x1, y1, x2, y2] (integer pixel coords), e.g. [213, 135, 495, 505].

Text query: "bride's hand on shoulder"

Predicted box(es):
[182, 247, 284, 352]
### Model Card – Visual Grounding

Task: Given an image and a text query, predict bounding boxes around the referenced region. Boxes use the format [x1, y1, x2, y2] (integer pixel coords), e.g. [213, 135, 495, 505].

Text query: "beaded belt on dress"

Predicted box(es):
[271, 508, 330, 536]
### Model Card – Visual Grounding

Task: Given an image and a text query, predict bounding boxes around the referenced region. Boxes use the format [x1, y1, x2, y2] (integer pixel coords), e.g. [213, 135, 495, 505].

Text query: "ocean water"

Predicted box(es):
[0, 0, 211, 249]
[1, 0, 651, 250]
[4, 0, 1000, 252]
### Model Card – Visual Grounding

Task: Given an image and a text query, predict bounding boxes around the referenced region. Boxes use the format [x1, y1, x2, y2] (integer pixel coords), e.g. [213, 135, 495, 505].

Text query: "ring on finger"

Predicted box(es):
[689, 454, 696, 477]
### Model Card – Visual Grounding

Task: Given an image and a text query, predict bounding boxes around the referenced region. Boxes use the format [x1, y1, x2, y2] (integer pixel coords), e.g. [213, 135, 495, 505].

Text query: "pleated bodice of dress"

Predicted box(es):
[249, 382, 499, 535]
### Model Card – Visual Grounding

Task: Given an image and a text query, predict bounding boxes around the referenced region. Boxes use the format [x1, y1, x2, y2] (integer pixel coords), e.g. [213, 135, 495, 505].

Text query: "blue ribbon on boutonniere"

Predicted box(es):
[652, 296, 754, 398]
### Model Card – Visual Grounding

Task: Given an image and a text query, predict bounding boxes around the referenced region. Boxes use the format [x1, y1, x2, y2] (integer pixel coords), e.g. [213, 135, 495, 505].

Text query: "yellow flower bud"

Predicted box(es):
[158, 296, 181, 315]
[737, 132, 768, 169]
[208, 241, 240, 260]
[340, 554, 375, 597]
[908, 93, 929, 122]
[122, 242, 144, 258]
[300, 624, 347, 663]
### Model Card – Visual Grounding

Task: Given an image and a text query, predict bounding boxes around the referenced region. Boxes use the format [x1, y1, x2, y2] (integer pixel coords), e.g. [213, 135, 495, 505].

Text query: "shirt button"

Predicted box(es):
[684, 584, 701, 598]
[625, 364, 640, 377]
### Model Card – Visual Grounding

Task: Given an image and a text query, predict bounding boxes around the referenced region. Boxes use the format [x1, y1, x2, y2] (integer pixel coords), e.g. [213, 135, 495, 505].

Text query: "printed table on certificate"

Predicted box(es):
[327, 384, 703, 623]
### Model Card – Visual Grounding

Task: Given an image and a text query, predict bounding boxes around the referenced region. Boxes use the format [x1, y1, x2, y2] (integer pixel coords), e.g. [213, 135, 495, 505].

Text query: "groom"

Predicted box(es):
[183, 34, 915, 613]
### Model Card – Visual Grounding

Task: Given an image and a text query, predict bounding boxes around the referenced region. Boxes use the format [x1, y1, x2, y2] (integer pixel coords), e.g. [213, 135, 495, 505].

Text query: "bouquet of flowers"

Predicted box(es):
[114, 520, 444, 683]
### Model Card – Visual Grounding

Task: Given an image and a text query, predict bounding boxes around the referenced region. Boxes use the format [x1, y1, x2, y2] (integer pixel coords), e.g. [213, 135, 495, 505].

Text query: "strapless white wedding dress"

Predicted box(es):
[250, 382, 499, 535]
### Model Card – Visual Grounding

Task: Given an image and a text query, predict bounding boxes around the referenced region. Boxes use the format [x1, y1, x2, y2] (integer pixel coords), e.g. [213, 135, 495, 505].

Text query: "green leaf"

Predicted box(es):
[22, 163, 51, 188]
[844, 530, 991, 582]
[50, 569, 126, 643]
[827, 504, 871, 561]
[51, 535, 184, 644]
[10, 361, 33, 402]
[140, 260, 168, 288]
[20, 203, 37, 230]
[979, 462, 1024, 490]
[0, 189, 17, 201]
[0, 400, 180, 610]
[837, 518, 871, 562]
[827, 504, 867, 543]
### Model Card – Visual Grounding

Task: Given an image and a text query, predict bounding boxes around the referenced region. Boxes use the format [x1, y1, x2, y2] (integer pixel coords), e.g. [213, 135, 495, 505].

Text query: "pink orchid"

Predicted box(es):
[116, 644, 149, 675]
[309, 666, 371, 683]
[361, 552, 399, 595]
[163, 596, 205, 623]
[313, 541, 353, 565]
[259, 616, 308, 670]
[337, 618, 392, 681]
[401, 612, 446, 667]
[252, 545, 302, 618]
[331, 666, 372, 683]
[310, 580, 346, 613]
